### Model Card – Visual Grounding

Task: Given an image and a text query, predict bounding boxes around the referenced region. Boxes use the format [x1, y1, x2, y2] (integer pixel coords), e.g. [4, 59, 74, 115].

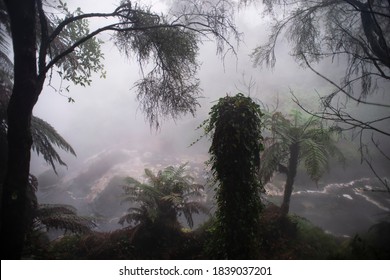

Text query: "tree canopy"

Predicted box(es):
[0, 0, 240, 259]
[250, 0, 390, 188]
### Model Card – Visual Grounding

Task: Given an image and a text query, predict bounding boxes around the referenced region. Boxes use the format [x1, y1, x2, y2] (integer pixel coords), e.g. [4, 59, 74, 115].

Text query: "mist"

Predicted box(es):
[22, 0, 390, 259]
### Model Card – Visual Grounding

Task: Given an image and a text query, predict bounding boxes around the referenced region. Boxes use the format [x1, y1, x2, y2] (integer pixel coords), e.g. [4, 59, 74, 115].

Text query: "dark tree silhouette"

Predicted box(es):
[250, 0, 390, 190]
[260, 110, 345, 216]
[0, 0, 239, 259]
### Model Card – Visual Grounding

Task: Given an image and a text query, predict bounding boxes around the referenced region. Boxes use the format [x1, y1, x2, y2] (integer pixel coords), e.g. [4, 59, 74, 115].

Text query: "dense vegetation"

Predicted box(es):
[22, 203, 390, 260]
[1, 0, 389, 260]
[18, 94, 390, 260]
[202, 93, 263, 259]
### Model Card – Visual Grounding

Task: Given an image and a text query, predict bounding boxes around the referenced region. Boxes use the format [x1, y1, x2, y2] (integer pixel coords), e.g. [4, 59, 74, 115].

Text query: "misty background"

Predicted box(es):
[29, 0, 390, 237]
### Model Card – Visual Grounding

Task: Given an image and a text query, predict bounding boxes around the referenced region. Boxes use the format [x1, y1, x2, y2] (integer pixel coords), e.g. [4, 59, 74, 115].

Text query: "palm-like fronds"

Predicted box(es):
[120, 163, 208, 229]
[301, 138, 329, 183]
[34, 204, 95, 234]
[259, 141, 286, 184]
[31, 117, 76, 172]
[261, 110, 344, 184]
[0, 1, 76, 172]
[261, 110, 345, 215]
[118, 206, 149, 226]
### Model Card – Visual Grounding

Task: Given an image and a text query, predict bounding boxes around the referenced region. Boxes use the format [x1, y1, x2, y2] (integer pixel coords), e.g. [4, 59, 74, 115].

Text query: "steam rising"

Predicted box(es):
[31, 0, 389, 236]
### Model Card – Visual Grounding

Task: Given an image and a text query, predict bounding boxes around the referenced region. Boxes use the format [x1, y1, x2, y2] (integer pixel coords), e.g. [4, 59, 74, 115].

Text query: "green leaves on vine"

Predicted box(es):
[203, 93, 264, 259]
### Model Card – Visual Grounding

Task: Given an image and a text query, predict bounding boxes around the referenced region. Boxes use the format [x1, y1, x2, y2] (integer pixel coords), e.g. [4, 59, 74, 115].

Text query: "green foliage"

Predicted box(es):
[34, 204, 95, 234]
[119, 163, 208, 229]
[260, 110, 345, 185]
[48, 223, 205, 260]
[260, 110, 345, 216]
[50, 1, 105, 87]
[203, 93, 264, 259]
[115, 6, 200, 128]
[48, 235, 82, 259]
[289, 215, 340, 259]
[251, 1, 390, 189]
[31, 117, 76, 172]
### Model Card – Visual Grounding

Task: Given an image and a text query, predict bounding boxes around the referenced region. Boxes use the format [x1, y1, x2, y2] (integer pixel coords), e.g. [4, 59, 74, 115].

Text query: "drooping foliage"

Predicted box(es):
[252, 0, 390, 100]
[1, 0, 239, 259]
[250, 0, 390, 190]
[115, 9, 200, 127]
[34, 204, 95, 234]
[260, 110, 345, 216]
[204, 93, 263, 259]
[30, 117, 76, 172]
[119, 163, 208, 229]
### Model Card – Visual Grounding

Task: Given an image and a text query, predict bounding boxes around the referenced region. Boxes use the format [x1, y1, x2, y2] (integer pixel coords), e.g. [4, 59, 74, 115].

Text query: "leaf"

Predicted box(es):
[30, 116, 76, 173]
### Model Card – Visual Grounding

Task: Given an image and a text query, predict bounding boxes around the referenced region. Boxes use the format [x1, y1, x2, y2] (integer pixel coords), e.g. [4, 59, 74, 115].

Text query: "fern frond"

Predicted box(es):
[144, 168, 158, 185]
[119, 164, 206, 229]
[181, 201, 209, 228]
[259, 142, 286, 184]
[119, 207, 147, 226]
[36, 204, 95, 234]
[31, 116, 76, 173]
[161, 193, 182, 206]
[37, 203, 77, 216]
[124, 176, 142, 186]
[301, 138, 328, 183]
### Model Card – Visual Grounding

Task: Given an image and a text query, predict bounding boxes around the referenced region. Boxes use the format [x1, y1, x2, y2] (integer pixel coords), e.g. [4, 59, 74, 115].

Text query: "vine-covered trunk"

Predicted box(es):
[281, 142, 299, 217]
[208, 94, 263, 259]
[0, 0, 39, 259]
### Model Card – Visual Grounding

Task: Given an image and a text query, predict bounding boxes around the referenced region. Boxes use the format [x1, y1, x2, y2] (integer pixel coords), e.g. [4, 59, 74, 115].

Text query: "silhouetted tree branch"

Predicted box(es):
[251, 0, 390, 191]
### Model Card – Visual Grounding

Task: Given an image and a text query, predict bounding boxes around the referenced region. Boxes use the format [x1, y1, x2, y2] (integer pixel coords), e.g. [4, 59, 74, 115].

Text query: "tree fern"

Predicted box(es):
[34, 204, 95, 234]
[119, 163, 208, 229]
[260, 110, 345, 215]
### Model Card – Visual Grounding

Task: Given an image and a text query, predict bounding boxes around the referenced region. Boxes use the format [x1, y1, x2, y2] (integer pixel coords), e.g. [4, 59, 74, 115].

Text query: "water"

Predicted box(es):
[265, 177, 390, 236]
[36, 147, 390, 236]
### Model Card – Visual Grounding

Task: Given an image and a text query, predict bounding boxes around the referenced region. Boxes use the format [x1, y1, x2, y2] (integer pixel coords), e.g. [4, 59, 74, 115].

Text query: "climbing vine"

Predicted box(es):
[204, 93, 264, 259]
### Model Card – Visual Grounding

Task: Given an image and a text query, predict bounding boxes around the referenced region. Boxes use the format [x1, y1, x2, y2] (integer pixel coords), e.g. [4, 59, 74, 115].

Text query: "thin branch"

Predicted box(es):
[364, 158, 390, 192]
[301, 53, 390, 108]
[290, 91, 390, 137]
[47, 4, 131, 44]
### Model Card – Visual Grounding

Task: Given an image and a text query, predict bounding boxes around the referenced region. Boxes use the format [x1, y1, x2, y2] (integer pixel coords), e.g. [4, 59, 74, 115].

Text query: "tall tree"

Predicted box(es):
[260, 110, 345, 216]
[204, 93, 263, 259]
[250, 0, 390, 189]
[0, 0, 239, 259]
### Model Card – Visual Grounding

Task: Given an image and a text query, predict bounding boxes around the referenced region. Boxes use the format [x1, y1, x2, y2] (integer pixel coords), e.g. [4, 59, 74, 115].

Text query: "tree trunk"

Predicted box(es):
[281, 142, 299, 217]
[0, 0, 39, 259]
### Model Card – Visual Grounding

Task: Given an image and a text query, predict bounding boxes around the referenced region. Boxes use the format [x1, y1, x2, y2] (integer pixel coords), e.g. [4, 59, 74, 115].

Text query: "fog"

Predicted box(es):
[32, 1, 326, 170]
[29, 0, 390, 239]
